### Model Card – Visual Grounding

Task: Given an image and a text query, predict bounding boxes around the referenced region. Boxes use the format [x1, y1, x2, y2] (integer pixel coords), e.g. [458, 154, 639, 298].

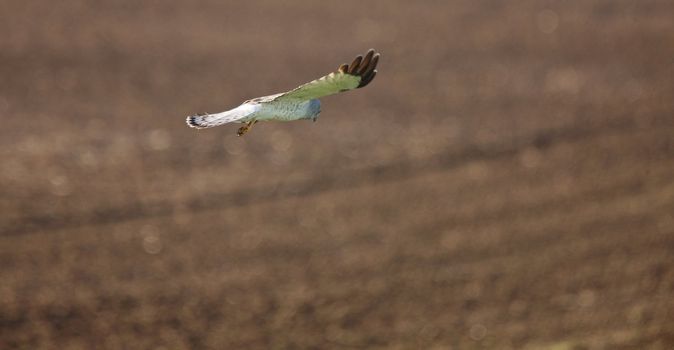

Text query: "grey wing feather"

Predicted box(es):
[274, 49, 380, 102]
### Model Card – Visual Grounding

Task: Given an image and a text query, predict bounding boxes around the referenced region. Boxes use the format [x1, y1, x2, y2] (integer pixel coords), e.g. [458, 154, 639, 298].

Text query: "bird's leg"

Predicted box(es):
[237, 120, 257, 137]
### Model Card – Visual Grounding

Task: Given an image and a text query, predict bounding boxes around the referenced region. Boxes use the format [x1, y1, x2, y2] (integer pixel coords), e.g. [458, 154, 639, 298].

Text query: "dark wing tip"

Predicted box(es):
[357, 52, 379, 88]
[338, 50, 380, 88]
[334, 50, 380, 88]
[348, 55, 363, 74]
[357, 49, 376, 75]
[358, 69, 377, 88]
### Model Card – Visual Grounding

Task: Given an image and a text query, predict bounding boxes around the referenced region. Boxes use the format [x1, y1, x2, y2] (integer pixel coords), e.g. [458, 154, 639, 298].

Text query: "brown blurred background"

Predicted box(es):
[1, 1, 673, 349]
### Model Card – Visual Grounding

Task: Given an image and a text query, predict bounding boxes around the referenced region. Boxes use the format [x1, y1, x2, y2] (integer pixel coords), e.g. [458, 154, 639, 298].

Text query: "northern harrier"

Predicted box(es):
[186, 49, 380, 136]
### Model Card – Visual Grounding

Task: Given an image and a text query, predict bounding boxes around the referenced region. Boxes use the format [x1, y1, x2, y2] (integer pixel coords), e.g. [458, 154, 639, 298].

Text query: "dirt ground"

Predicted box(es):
[1, 1, 673, 349]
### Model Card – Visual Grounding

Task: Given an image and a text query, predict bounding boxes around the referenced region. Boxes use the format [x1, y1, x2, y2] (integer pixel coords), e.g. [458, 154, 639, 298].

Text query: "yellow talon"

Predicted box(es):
[237, 120, 257, 136]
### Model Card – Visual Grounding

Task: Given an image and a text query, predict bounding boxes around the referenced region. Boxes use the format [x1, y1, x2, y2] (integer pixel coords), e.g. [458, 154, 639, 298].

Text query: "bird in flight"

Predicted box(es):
[186, 49, 380, 136]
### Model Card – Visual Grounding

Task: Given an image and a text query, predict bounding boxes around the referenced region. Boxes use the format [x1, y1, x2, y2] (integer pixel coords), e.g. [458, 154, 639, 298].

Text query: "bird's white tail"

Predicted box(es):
[185, 113, 226, 129]
[186, 104, 258, 129]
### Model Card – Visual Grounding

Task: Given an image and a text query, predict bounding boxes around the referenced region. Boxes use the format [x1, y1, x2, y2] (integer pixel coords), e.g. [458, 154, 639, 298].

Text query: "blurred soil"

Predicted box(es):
[0, 1, 673, 348]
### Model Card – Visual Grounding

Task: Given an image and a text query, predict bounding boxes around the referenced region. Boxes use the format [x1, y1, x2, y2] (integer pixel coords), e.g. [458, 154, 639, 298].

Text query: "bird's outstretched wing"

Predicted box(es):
[274, 49, 379, 102]
[186, 103, 259, 129]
